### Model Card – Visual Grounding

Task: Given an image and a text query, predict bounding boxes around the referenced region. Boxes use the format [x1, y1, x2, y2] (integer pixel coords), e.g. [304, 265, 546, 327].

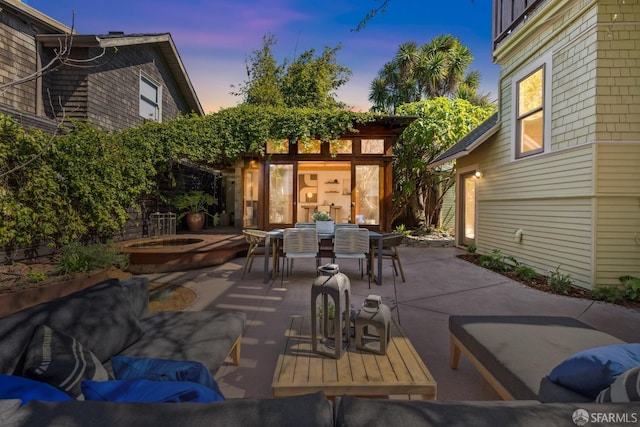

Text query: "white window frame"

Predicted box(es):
[139, 72, 162, 122]
[511, 55, 552, 161]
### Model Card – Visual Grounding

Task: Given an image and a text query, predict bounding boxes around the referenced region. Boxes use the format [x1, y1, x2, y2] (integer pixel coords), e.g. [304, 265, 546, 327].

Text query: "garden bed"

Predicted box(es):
[0, 263, 195, 315]
[458, 254, 640, 310]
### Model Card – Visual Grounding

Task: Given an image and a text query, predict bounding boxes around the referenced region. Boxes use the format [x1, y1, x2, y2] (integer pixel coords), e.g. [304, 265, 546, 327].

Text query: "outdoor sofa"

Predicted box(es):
[1, 282, 638, 426]
[449, 315, 639, 402]
[0, 277, 244, 406]
[3, 392, 639, 426]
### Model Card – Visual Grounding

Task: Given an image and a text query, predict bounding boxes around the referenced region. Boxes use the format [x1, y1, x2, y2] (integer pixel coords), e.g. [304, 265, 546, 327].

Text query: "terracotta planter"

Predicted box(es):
[186, 213, 205, 231]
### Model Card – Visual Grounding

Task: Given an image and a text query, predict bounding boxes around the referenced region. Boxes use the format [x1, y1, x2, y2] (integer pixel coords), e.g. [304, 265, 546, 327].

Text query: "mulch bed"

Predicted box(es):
[457, 254, 640, 310]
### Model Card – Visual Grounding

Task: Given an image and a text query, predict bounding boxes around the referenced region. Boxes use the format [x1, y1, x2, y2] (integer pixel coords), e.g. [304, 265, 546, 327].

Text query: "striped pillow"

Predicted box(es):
[596, 366, 640, 402]
[21, 324, 110, 400]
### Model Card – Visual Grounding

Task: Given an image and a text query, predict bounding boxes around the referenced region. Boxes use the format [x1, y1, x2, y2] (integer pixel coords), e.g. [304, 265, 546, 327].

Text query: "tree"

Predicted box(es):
[234, 34, 351, 109]
[233, 33, 284, 108]
[280, 45, 351, 109]
[392, 97, 495, 228]
[369, 35, 489, 113]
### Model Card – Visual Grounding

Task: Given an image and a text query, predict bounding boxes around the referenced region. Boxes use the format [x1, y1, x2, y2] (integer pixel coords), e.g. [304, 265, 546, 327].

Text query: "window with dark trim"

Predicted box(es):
[139, 74, 162, 122]
[516, 66, 544, 158]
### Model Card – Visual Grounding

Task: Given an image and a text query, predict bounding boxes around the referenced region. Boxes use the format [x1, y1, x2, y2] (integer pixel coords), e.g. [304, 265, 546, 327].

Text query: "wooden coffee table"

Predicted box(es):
[272, 315, 437, 400]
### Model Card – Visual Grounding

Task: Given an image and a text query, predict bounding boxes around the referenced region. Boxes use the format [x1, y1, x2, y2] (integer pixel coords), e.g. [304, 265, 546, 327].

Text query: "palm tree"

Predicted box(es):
[369, 35, 486, 112]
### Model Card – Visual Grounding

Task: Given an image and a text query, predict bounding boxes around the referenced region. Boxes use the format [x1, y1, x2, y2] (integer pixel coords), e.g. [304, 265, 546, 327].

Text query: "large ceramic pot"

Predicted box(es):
[186, 213, 205, 231]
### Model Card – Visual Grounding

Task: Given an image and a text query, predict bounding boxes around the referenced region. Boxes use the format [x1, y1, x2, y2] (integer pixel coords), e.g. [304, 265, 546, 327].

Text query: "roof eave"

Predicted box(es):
[36, 33, 204, 116]
[0, 0, 72, 34]
[428, 122, 500, 169]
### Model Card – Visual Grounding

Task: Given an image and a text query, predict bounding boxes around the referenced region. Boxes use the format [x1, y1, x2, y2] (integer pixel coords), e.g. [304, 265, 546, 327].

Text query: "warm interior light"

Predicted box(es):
[306, 192, 313, 200]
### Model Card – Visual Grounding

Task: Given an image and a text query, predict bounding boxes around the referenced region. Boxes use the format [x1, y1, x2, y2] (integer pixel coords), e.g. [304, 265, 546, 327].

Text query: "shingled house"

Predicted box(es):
[0, 0, 202, 132]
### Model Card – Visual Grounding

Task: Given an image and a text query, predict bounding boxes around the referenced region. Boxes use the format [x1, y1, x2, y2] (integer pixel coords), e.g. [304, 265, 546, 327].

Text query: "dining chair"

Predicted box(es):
[241, 229, 268, 279]
[332, 228, 370, 283]
[280, 228, 319, 285]
[372, 233, 406, 282]
[334, 223, 359, 230]
[294, 222, 315, 228]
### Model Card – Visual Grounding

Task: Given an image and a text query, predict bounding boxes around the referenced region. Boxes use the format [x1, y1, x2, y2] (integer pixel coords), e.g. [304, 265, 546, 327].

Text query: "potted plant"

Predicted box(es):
[312, 211, 334, 234]
[172, 191, 219, 232]
[317, 302, 336, 336]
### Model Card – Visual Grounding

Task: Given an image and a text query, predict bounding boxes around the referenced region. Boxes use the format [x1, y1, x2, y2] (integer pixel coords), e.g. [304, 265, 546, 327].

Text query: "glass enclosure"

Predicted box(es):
[298, 161, 351, 224]
[268, 164, 293, 224]
[354, 165, 380, 225]
[461, 172, 476, 246]
[243, 168, 259, 228]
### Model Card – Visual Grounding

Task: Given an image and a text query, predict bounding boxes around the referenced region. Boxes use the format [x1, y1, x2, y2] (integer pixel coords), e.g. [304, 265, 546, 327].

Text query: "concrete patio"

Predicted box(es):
[141, 243, 640, 401]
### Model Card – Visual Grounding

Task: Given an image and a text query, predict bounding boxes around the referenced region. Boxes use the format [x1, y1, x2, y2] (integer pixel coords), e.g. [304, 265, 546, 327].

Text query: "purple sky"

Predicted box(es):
[25, 0, 499, 113]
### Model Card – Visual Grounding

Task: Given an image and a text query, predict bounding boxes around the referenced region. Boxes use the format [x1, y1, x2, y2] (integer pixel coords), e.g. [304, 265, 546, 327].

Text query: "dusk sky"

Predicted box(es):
[25, 0, 500, 113]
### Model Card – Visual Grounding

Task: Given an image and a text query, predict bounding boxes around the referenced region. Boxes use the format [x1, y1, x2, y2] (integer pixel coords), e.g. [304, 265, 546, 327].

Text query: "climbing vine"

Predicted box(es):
[0, 106, 381, 256]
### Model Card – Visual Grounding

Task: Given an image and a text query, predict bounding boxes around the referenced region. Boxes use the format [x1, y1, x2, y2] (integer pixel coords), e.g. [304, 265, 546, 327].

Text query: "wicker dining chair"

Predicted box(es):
[372, 233, 406, 282]
[241, 229, 268, 279]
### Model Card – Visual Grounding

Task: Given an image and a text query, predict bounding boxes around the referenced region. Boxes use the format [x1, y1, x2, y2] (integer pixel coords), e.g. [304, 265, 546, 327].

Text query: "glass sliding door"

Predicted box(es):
[268, 164, 293, 225]
[354, 165, 380, 225]
[243, 168, 259, 228]
[459, 172, 477, 246]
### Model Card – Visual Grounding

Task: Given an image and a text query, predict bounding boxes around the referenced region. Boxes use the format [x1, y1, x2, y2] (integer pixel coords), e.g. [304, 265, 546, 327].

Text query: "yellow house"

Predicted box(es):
[430, 0, 640, 289]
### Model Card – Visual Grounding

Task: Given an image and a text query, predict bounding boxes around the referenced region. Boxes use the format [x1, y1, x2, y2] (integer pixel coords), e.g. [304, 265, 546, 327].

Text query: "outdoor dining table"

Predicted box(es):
[263, 228, 384, 286]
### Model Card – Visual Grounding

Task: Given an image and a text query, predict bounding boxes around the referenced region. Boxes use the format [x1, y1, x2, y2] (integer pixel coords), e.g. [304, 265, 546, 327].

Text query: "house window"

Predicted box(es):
[139, 74, 162, 122]
[516, 66, 544, 158]
[266, 139, 289, 154]
[330, 139, 352, 154]
[297, 139, 321, 154]
[361, 139, 384, 154]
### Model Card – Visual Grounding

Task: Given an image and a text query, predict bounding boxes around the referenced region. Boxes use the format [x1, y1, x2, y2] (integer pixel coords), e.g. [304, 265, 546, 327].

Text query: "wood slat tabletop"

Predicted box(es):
[272, 315, 437, 400]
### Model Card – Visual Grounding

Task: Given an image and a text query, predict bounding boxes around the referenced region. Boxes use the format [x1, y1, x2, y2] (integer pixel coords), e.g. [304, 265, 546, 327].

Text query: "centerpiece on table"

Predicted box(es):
[312, 211, 334, 234]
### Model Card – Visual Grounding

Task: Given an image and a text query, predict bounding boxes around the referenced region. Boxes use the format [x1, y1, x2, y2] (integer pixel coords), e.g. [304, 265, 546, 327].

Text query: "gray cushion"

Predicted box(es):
[449, 315, 626, 399]
[119, 277, 149, 319]
[118, 311, 246, 374]
[5, 392, 332, 427]
[21, 325, 110, 399]
[0, 279, 143, 374]
[335, 396, 640, 427]
[0, 400, 21, 424]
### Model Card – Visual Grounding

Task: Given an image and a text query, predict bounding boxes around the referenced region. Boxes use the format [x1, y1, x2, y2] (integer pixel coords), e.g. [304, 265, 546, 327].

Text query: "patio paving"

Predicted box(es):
[142, 242, 640, 401]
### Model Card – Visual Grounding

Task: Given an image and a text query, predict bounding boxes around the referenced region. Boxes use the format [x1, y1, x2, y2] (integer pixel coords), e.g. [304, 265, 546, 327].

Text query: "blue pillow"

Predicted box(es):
[0, 374, 73, 406]
[111, 356, 224, 398]
[81, 379, 222, 403]
[548, 343, 640, 398]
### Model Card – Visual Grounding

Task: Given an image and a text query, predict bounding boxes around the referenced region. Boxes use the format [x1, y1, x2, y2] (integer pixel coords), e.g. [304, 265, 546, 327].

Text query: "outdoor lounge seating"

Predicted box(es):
[0, 278, 245, 405]
[449, 315, 631, 402]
